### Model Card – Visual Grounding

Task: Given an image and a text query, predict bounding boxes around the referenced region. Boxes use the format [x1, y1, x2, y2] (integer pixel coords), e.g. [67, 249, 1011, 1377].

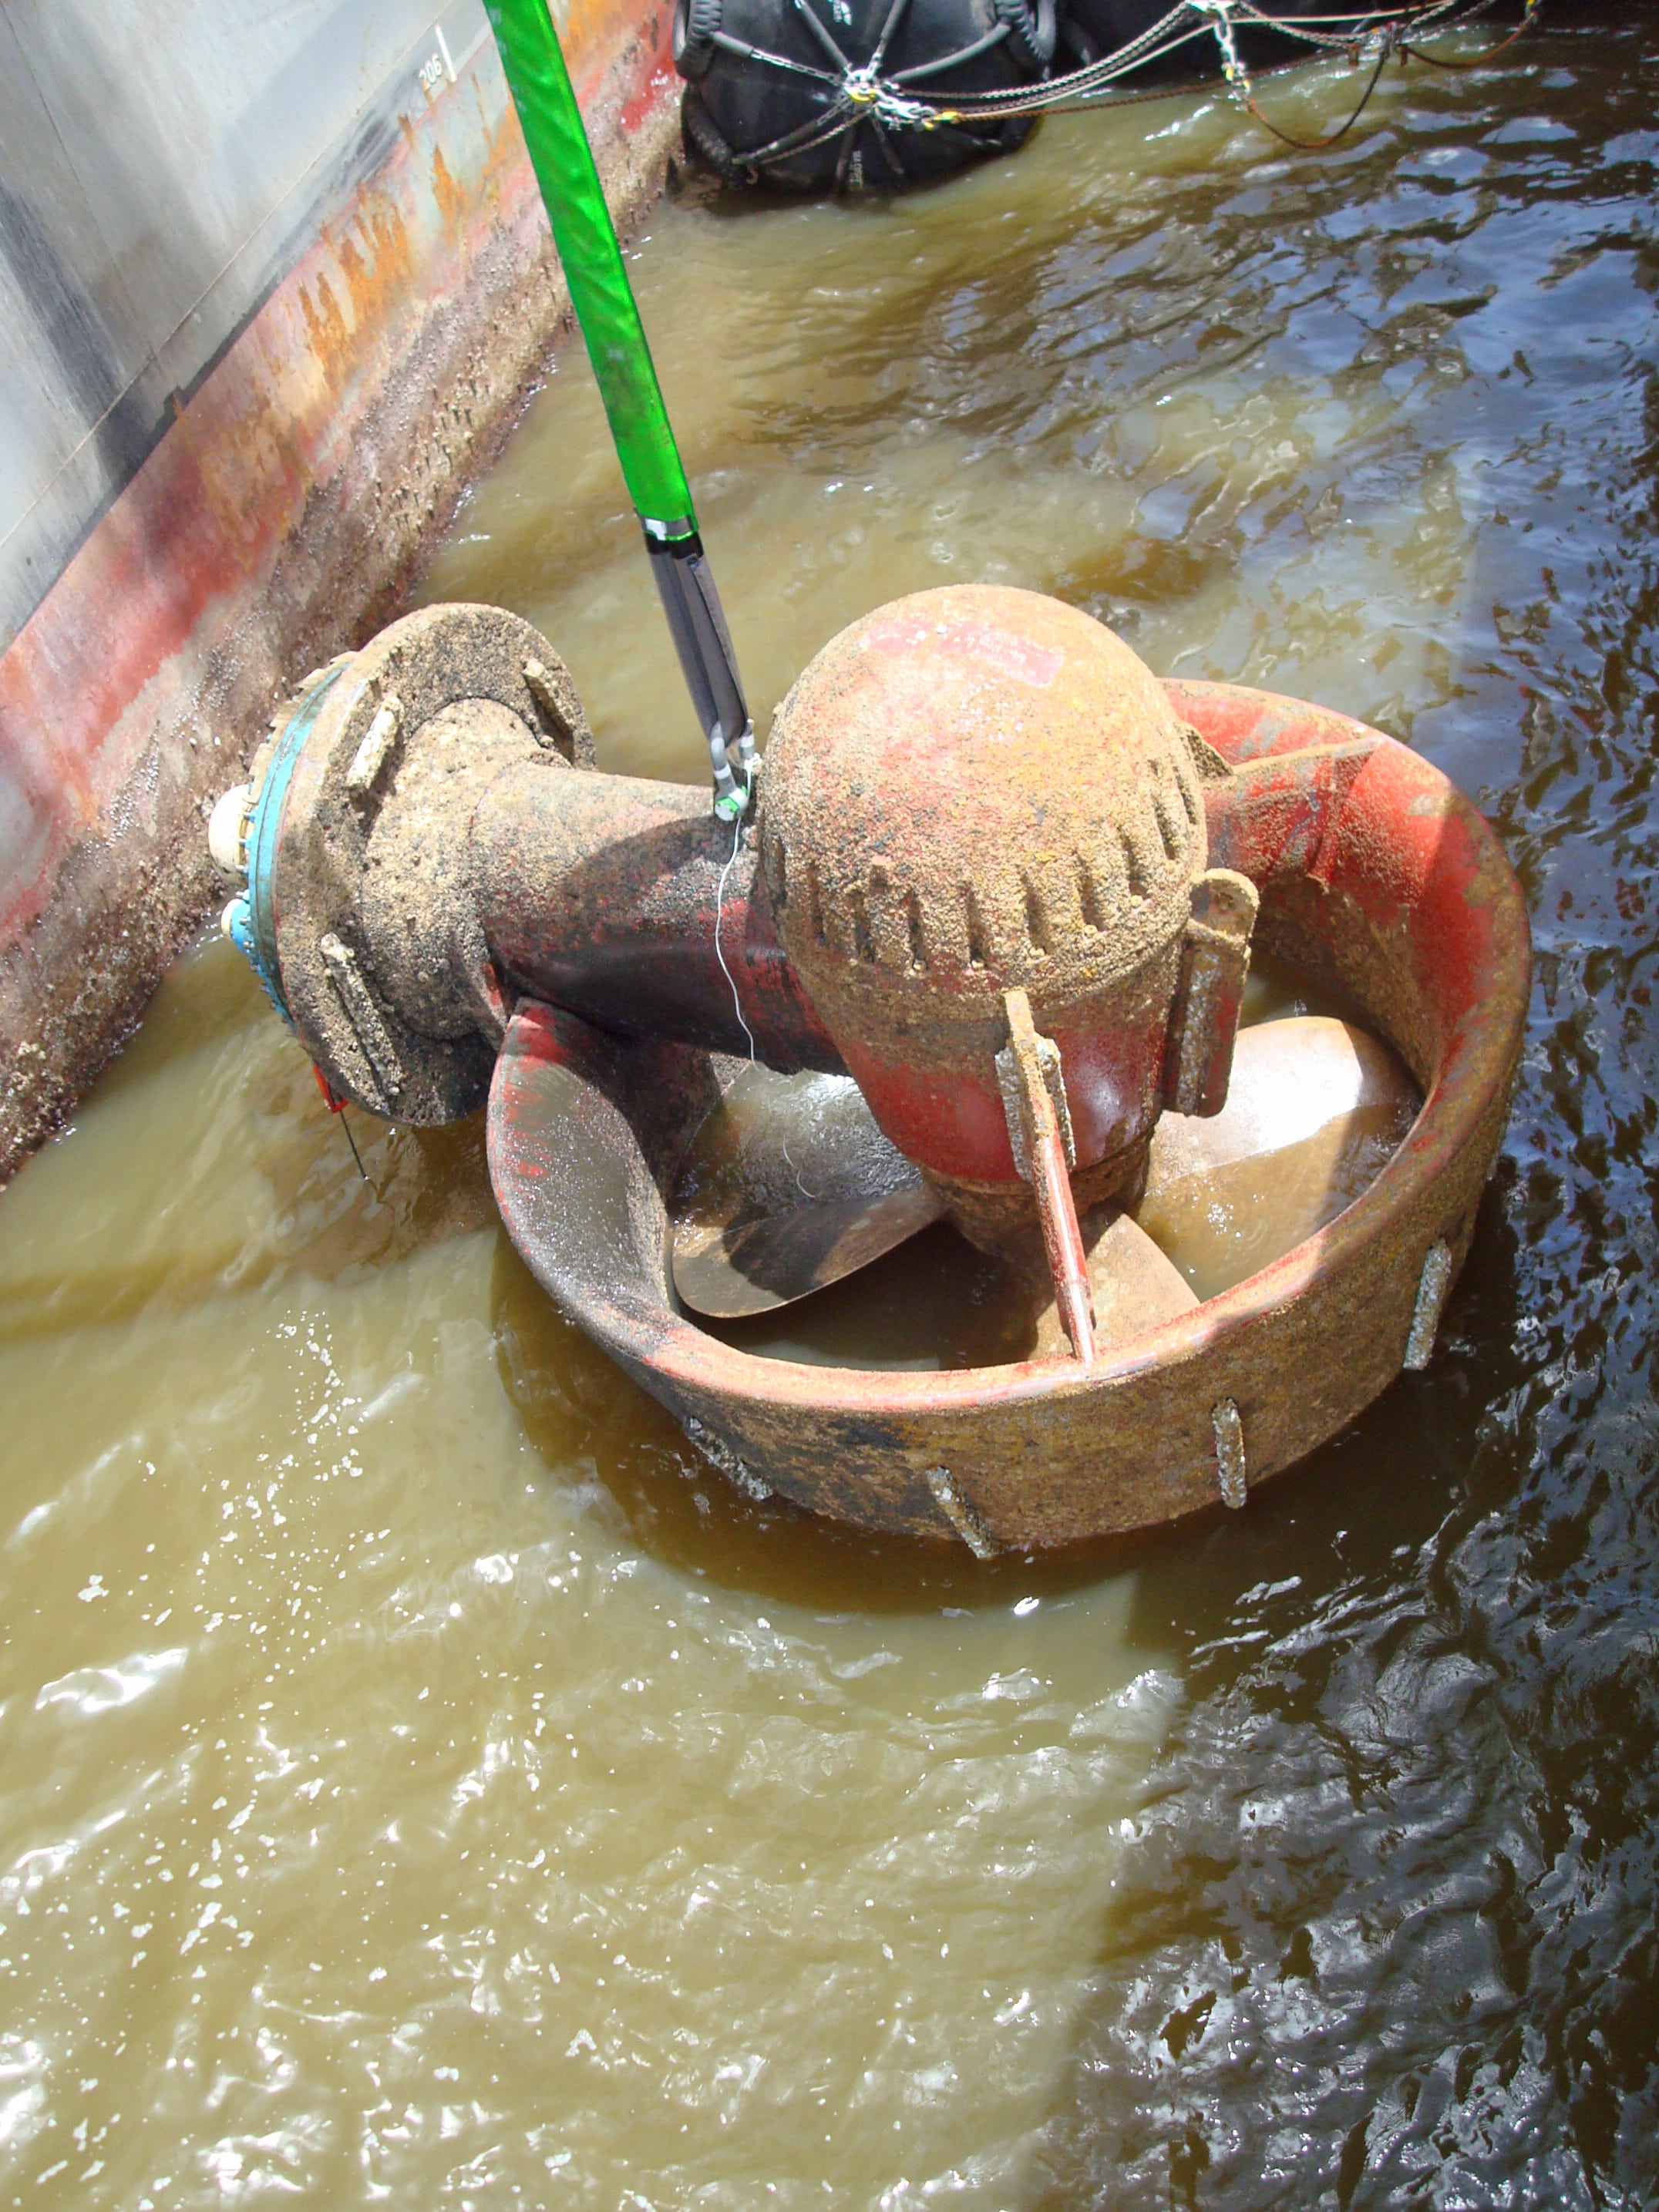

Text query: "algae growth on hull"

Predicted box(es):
[3, 5, 1659, 2204]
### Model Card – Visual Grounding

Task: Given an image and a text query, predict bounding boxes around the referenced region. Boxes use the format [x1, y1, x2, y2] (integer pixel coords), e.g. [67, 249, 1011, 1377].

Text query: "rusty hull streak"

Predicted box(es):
[486, 681, 1530, 1550]
[0, 12, 682, 1183]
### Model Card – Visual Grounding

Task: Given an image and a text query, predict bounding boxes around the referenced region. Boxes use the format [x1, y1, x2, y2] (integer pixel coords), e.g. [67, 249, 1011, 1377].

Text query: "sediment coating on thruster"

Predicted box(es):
[762, 584, 1207, 1003]
[758, 584, 1216, 1177]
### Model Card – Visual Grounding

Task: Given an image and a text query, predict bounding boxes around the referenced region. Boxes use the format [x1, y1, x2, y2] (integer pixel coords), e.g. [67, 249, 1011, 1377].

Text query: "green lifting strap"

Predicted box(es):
[483, 0, 755, 814]
[484, 0, 692, 533]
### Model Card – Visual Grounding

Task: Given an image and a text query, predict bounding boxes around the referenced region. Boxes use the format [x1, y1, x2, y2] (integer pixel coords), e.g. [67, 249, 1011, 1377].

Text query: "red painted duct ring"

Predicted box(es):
[487, 681, 1529, 1551]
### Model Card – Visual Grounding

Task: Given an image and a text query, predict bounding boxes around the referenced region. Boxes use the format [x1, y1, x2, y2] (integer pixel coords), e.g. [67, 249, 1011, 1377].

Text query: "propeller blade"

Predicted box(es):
[674, 1182, 947, 1319]
[1136, 1016, 1419, 1300]
[671, 1065, 945, 1318]
[1026, 1210, 1197, 1360]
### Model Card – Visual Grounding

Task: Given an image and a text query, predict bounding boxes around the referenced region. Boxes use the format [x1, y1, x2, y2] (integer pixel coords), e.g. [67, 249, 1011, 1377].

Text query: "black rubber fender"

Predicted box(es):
[994, 0, 1056, 72]
[677, 0, 1052, 192]
[673, 0, 724, 79]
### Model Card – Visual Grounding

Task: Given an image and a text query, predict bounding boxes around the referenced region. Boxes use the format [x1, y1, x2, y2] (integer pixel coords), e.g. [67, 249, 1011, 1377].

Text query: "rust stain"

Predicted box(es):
[335, 232, 371, 330]
[477, 86, 523, 217]
[195, 371, 312, 562]
[327, 184, 416, 345]
[431, 144, 467, 256]
[298, 275, 351, 385]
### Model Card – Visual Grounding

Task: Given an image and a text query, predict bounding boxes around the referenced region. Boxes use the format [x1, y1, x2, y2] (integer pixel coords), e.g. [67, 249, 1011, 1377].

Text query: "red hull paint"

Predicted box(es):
[0, 4, 678, 1177]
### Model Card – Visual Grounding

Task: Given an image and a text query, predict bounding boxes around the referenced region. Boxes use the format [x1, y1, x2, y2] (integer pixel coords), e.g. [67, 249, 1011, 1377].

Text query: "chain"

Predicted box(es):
[843, 63, 961, 128]
[1402, 0, 1540, 70]
[1189, 0, 1253, 108]
[1187, 0, 1402, 150]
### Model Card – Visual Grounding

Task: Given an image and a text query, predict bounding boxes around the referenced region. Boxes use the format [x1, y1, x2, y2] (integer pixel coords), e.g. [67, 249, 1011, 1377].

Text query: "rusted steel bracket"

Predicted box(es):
[320, 932, 405, 1102]
[1213, 1397, 1247, 1508]
[1165, 869, 1258, 1116]
[1403, 1238, 1453, 1369]
[997, 987, 1095, 1366]
[926, 1467, 998, 1558]
[1200, 736, 1376, 888]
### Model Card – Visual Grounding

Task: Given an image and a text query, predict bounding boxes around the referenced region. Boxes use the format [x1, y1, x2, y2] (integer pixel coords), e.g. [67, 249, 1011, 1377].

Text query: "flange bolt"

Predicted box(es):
[209, 783, 254, 879]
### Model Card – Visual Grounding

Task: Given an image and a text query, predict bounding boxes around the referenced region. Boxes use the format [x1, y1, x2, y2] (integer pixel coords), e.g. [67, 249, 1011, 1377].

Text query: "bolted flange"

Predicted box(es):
[227, 604, 594, 1122]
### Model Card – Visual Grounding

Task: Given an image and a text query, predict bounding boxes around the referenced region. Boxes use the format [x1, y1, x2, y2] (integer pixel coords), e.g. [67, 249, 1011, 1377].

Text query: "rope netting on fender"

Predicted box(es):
[675, 0, 1542, 189]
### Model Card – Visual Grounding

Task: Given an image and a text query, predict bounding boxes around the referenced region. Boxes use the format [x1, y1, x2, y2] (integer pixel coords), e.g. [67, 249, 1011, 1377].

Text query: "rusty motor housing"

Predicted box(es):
[761, 587, 1257, 1239]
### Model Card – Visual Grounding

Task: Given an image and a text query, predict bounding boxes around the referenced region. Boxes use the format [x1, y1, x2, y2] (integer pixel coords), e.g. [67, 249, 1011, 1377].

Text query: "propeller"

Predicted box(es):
[1137, 1014, 1421, 1302]
[671, 1066, 944, 1319]
[670, 1010, 1421, 1340]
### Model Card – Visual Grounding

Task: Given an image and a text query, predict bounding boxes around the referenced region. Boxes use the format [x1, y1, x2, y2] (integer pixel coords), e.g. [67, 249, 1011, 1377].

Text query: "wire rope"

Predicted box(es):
[696, 0, 1543, 180]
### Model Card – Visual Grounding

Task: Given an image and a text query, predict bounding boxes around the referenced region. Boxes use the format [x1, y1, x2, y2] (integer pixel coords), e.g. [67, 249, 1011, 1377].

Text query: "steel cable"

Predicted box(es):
[702, 0, 1543, 176]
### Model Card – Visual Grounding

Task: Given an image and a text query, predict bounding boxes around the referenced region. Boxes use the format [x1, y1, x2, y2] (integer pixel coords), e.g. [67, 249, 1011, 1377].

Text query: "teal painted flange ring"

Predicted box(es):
[233, 665, 348, 1021]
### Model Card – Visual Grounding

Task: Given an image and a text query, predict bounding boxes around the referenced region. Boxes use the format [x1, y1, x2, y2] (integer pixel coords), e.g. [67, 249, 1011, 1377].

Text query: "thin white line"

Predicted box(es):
[714, 796, 756, 1062]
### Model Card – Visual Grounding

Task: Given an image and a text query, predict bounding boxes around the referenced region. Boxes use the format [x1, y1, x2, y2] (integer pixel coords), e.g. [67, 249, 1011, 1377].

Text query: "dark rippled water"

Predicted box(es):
[1021, 18, 1659, 2202]
[2, 7, 1654, 2206]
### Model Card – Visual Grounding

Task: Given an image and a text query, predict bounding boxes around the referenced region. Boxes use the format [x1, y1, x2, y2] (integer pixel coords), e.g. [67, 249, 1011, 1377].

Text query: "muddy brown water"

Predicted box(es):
[3, 8, 1657, 2203]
